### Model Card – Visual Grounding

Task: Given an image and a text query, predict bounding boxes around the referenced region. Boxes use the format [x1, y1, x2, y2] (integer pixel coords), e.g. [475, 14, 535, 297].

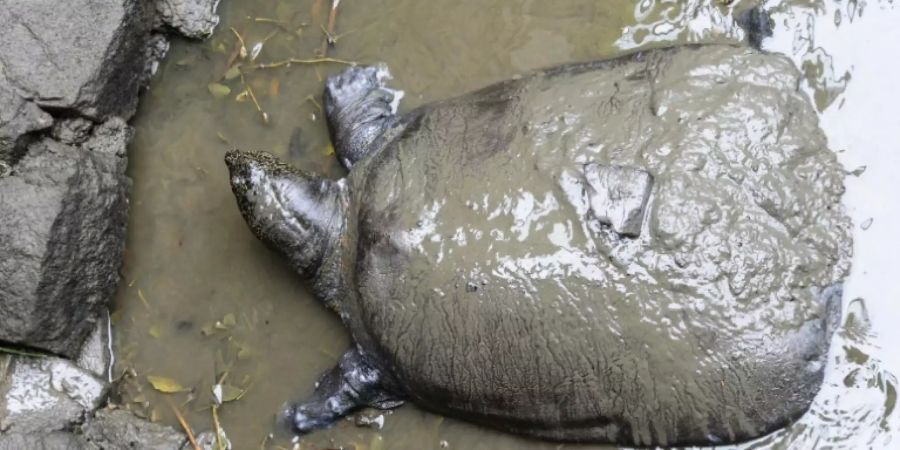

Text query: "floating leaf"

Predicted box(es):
[212, 383, 246, 404]
[201, 322, 216, 336]
[324, 143, 335, 156]
[222, 313, 236, 327]
[147, 375, 190, 393]
[235, 90, 250, 102]
[149, 324, 161, 338]
[208, 83, 231, 99]
[175, 56, 195, 66]
[237, 345, 251, 361]
[223, 65, 242, 81]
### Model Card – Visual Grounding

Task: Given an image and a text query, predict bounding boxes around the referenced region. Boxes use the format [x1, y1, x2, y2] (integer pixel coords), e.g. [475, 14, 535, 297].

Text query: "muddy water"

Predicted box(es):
[114, 1, 899, 449]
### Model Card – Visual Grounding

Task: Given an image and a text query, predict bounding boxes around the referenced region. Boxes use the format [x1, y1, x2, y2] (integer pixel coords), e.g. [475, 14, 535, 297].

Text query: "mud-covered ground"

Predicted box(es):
[114, 1, 899, 449]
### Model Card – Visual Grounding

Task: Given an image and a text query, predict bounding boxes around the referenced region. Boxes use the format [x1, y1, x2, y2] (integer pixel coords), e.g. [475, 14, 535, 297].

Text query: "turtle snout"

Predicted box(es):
[289, 404, 331, 434]
[224, 150, 252, 181]
[225, 150, 268, 194]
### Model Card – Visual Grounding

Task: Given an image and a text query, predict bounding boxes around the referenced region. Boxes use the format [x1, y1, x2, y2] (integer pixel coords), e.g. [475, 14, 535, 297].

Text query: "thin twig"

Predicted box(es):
[229, 27, 248, 59]
[320, 0, 341, 56]
[251, 57, 355, 70]
[305, 95, 323, 114]
[253, 17, 293, 32]
[167, 398, 202, 450]
[238, 72, 269, 124]
[320, 25, 355, 44]
[261, 29, 279, 45]
[212, 405, 226, 450]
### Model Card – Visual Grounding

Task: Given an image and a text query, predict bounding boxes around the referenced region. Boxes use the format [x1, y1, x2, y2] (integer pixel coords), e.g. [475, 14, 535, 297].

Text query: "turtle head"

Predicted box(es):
[225, 150, 346, 279]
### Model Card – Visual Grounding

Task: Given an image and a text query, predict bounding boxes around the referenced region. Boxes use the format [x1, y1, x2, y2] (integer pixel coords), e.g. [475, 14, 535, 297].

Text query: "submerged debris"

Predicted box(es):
[147, 375, 191, 393]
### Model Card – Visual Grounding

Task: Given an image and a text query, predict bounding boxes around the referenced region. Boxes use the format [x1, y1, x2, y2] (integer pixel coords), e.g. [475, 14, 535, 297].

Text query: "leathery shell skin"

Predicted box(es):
[230, 44, 851, 447]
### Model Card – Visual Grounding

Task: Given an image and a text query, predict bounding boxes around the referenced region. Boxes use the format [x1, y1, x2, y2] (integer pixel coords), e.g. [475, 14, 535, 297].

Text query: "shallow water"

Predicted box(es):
[114, 0, 899, 449]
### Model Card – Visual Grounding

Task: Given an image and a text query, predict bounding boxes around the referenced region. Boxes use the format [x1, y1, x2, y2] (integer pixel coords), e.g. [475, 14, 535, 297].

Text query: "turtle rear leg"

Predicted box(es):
[324, 65, 404, 169]
[287, 346, 404, 433]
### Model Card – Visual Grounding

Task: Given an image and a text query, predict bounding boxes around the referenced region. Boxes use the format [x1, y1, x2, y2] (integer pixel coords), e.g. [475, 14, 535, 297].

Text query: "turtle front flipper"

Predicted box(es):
[287, 347, 404, 434]
[324, 65, 404, 169]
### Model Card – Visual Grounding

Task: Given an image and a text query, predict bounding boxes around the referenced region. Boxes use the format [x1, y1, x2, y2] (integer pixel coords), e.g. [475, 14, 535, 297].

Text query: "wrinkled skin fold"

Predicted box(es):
[225, 44, 851, 447]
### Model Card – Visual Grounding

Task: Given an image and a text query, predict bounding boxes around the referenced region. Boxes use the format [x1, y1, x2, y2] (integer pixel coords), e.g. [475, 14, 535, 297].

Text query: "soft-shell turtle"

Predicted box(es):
[224, 39, 850, 446]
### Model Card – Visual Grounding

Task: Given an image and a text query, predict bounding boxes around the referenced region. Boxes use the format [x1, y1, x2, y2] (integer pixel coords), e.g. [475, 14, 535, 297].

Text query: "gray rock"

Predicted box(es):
[155, 0, 221, 39]
[187, 430, 231, 450]
[0, 0, 150, 120]
[0, 85, 53, 165]
[0, 431, 84, 450]
[0, 409, 186, 450]
[76, 314, 111, 380]
[0, 120, 130, 357]
[0, 356, 109, 434]
[144, 33, 172, 83]
[80, 409, 187, 450]
[51, 118, 94, 146]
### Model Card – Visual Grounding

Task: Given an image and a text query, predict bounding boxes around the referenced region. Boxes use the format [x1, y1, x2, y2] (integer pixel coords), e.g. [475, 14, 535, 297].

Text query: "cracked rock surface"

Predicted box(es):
[155, 0, 222, 39]
[0, 0, 149, 120]
[0, 0, 218, 447]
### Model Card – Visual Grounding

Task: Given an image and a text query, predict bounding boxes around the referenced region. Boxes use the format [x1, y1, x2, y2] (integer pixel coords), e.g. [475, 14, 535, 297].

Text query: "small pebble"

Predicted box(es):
[355, 412, 385, 429]
[440, 440, 449, 448]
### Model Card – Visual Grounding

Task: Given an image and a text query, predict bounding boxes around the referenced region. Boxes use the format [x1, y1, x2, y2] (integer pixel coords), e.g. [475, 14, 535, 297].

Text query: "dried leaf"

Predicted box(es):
[250, 42, 264, 61]
[215, 383, 246, 403]
[201, 323, 216, 336]
[149, 324, 161, 338]
[147, 375, 190, 393]
[235, 90, 250, 102]
[237, 345, 251, 361]
[208, 83, 231, 99]
[222, 313, 236, 327]
[269, 78, 280, 97]
[175, 56, 194, 66]
[223, 65, 242, 81]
